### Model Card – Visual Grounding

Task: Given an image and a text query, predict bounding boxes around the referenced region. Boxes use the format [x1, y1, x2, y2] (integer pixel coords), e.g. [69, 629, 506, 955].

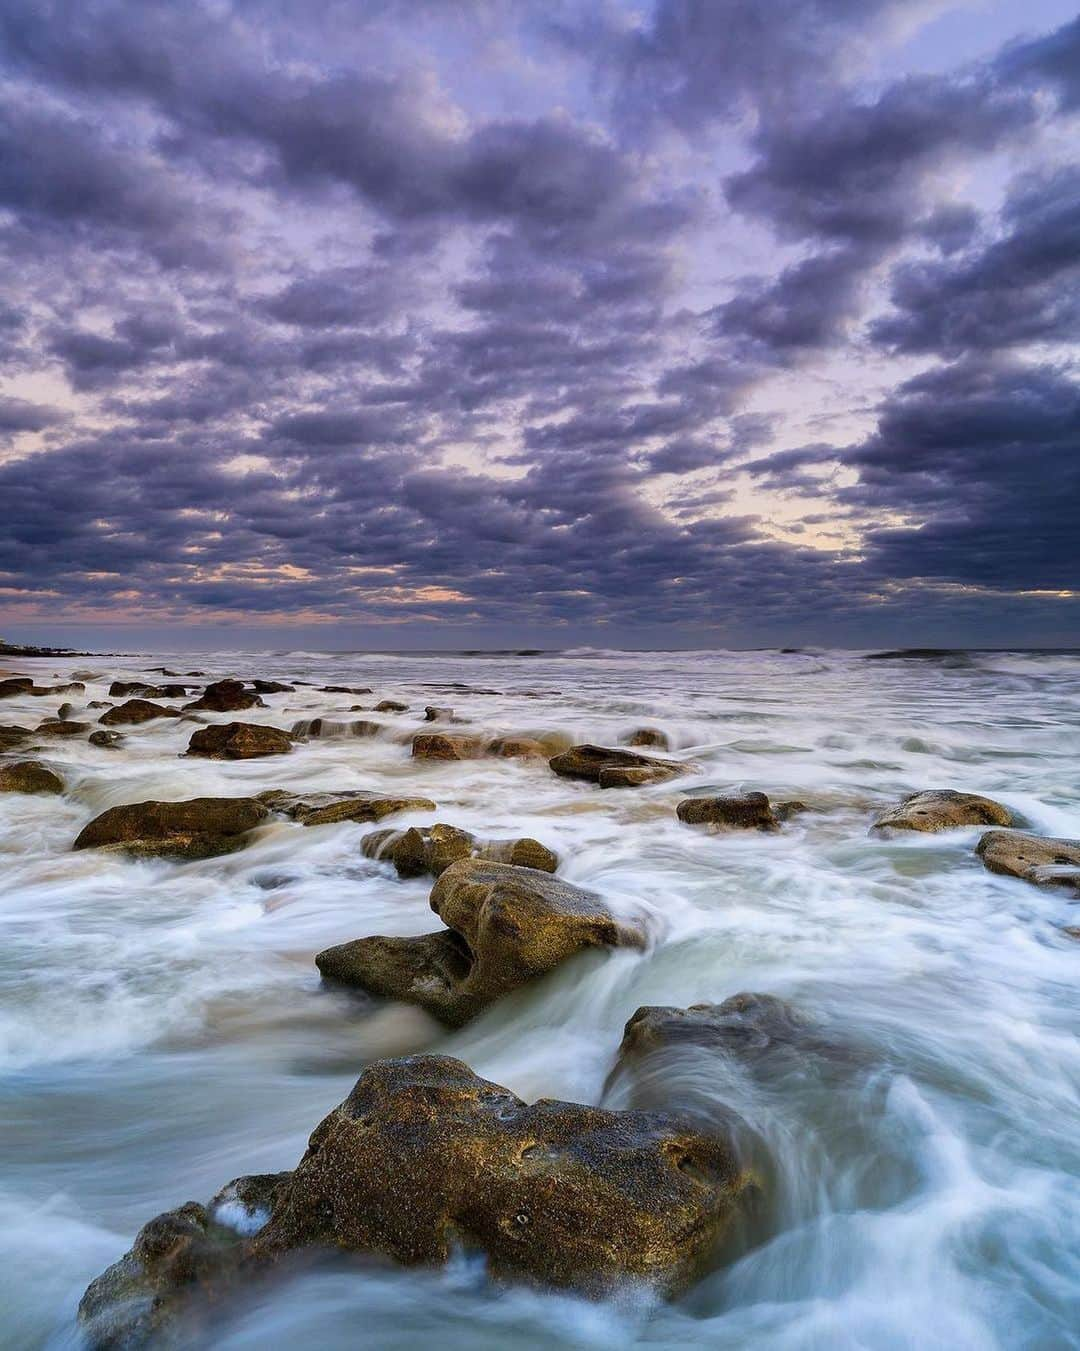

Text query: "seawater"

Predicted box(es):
[1, 647, 1078, 1350]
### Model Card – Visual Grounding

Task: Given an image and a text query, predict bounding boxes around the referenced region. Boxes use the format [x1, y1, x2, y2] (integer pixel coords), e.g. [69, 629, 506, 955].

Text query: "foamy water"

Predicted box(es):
[1, 648, 1078, 1349]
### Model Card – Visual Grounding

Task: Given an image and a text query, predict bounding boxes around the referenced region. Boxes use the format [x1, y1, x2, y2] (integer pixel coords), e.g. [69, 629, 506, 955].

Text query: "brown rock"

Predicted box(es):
[250, 680, 293, 694]
[424, 705, 454, 721]
[35, 719, 90, 737]
[677, 792, 780, 831]
[626, 728, 671, 750]
[73, 797, 270, 859]
[0, 677, 33, 697]
[485, 736, 548, 759]
[0, 725, 31, 750]
[361, 823, 558, 879]
[258, 789, 436, 825]
[0, 760, 64, 794]
[871, 789, 1013, 833]
[976, 830, 1080, 894]
[374, 699, 408, 713]
[316, 858, 645, 1025]
[320, 685, 372, 695]
[98, 699, 180, 726]
[412, 732, 484, 760]
[89, 730, 123, 749]
[186, 723, 292, 759]
[184, 679, 265, 713]
[549, 744, 683, 787]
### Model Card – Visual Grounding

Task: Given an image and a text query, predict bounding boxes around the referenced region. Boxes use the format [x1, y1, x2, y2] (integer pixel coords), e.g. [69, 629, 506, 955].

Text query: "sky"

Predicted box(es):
[0, 0, 1078, 652]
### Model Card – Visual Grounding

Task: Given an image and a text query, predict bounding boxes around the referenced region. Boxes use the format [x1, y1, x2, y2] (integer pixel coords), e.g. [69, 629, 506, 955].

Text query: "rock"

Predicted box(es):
[250, 1055, 750, 1296]
[290, 717, 381, 739]
[250, 680, 293, 694]
[73, 797, 270, 859]
[625, 728, 671, 750]
[78, 1060, 751, 1345]
[361, 823, 558, 879]
[0, 760, 64, 794]
[184, 679, 265, 713]
[412, 732, 484, 760]
[374, 699, 408, 713]
[89, 730, 124, 749]
[549, 744, 683, 787]
[1062, 926, 1080, 941]
[316, 858, 645, 1026]
[258, 789, 436, 825]
[872, 789, 1013, 833]
[976, 830, 1080, 894]
[484, 736, 548, 759]
[0, 677, 33, 697]
[107, 680, 190, 699]
[677, 792, 780, 831]
[0, 725, 31, 750]
[424, 705, 454, 721]
[186, 723, 292, 759]
[35, 719, 90, 737]
[57, 702, 75, 720]
[774, 800, 809, 822]
[98, 699, 180, 726]
[320, 685, 372, 695]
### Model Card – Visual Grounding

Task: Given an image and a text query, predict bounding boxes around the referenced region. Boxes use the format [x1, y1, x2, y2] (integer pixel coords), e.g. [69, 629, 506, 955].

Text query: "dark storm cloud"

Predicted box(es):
[0, 0, 1077, 643]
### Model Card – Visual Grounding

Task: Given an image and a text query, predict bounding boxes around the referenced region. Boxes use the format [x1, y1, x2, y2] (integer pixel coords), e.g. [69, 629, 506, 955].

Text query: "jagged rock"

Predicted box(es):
[258, 789, 436, 825]
[184, 679, 265, 713]
[625, 728, 671, 750]
[412, 732, 484, 760]
[73, 797, 270, 859]
[0, 760, 64, 794]
[677, 792, 780, 831]
[374, 699, 408, 713]
[872, 789, 1013, 833]
[250, 680, 293, 694]
[549, 744, 683, 787]
[361, 823, 558, 879]
[316, 858, 644, 1025]
[78, 1059, 751, 1346]
[186, 723, 293, 759]
[484, 736, 548, 759]
[0, 724, 31, 750]
[89, 730, 124, 749]
[976, 830, 1080, 894]
[99, 699, 180, 726]
[35, 719, 90, 737]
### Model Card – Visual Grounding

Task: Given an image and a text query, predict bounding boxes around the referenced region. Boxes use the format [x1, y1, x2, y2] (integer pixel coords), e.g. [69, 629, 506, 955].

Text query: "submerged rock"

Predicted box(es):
[290, 717, 381, 739]
[0, 759, 64, 794]
[411, 732, 484, 760]
[316, 858, 644, 1025]
[89, 729, 123, 749]
[184, 680, 265, 714]
[73, 797, 270, 859]
[484, 735, 549, 759]
[677, 792, 780, 831]
[0, 725, 31, 750]
[186, 723, 293, 759]
[361, 822, 558, 878]
[320, 685, 372, 695]
[374, 699, 408, 713]
[258, 788, 436, 825]
[871, 789, 1013, 833]
[99, 699, 180, 726]
[625, 728, 671, 750]
[549, 744, 683, 787]
[976, 830, 1080, 894]
[78, 1057, 750, 1347]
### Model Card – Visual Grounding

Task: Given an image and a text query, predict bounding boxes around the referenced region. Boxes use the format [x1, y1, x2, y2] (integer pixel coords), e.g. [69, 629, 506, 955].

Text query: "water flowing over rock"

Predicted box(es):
[73, 797, 271, 859]
[0, 724, 31, 750]
[109, 680, 192, 699]
[976, 830, 1080, 894]
[374, 699, 408, 712]
[361, 822, 558, 878]
[258, 788, 436, 825]
[484, 736, 549, 759]
[316, 858, 645, 1025]
[412, 732, 485, 760]
[250, 680, 294, 694]
[677, 792, 780, 831]
[549, 744, 684, 787]
[0, 677, 34, 697]
[184, 680, 265, 713]
[35, 719, 90, 737]
[186, 723, 293, 759]
[871, 789, 1013, 833]
[423, 705, 455, 721]
[98, 699, 181, 726]
[625, 728, 671, 749]
[78, 1056, 751, 1347]
[290, 717, 381, 739]
[89, 729, 124, 749]
[0, 760, 64, 794]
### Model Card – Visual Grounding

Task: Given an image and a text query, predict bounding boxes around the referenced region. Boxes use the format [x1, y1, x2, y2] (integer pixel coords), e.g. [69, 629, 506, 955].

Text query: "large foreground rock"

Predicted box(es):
[99, 699, 180, 726]
[184, 679, 265, 713]
[317, 858, 645, 1025]
[361, 822, 558, 878]
[0, 677, 33, 697]
[79, 1057, 751, 1349]
[186, 723, 292, 759]
[549, 744, 683, 787]
[677, 792, 780, 831]
[258, 788, 435, 825]
[871, 789, 1013, 833]
[0, 760, 64, 794]
[976, 830, 1080, 894]
[73, 797, 270, 859]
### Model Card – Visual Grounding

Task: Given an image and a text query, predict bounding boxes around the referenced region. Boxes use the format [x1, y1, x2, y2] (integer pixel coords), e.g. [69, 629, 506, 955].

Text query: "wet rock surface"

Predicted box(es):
[73, 797, 271, 859]
[361, 822, 558, 878]
[871, 789, 1013, 833]
[976, 830, 1080, 894]
[549, 744, 684, 787]
[0, 759, 64, 794]
[258, 788, 436, 825]
[186, 723, 293, 759]
[412, 732, 485, 760]
[316, 858, 645, 1025]
[0, 724, 32, 750]
[99, 699, 181, 726]
[35, 719, 90, 738]
[677, 792, 780, 831]
[184, 680, 265, 713]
